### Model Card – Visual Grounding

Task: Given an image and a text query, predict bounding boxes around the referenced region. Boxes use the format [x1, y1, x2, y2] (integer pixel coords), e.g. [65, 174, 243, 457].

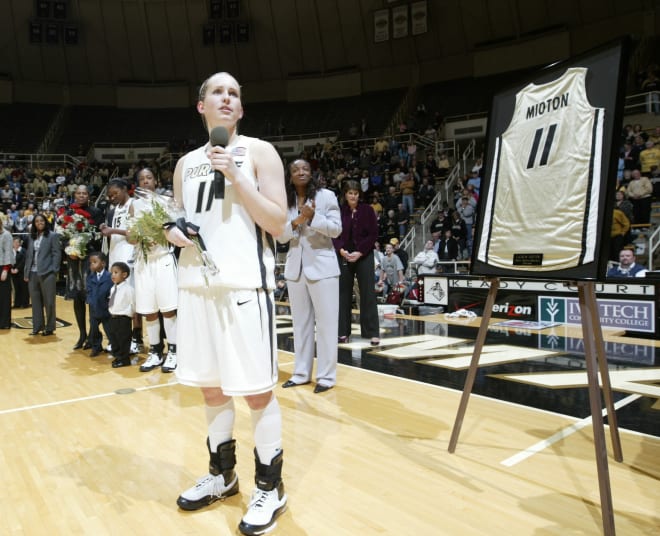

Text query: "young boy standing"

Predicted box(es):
[108, 261, 135, 368]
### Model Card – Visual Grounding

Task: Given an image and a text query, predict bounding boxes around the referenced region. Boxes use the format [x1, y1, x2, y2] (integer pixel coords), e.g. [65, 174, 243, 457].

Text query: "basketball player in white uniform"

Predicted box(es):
[100, 178, 141, 355]
[166, 72, 288, 536]
[131, 168, 178, 373]
[478, 67, 603, 271]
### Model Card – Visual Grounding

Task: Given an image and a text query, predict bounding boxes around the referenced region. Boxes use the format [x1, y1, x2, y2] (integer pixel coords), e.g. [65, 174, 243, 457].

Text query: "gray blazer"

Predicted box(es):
[279, 188, 342, 281]
[24, 232, 62, 278]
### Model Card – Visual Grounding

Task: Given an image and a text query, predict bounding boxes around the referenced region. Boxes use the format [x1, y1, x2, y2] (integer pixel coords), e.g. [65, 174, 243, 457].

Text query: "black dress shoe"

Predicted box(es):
[73, 341, 84, 350]
[42, 330, 54, 336]
[112, 358, 131, 368]
[89, 349, 101, 358]
[30, 330, 41, 336]
[314, 384, 333, 394]
[83, 342, 92, 350]
[282, 379, 310, 388]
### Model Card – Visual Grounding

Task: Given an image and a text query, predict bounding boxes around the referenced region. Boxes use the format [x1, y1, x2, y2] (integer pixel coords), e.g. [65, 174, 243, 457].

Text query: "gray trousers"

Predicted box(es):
[287, 274, 339, 387]
[29, 272, 57, 332]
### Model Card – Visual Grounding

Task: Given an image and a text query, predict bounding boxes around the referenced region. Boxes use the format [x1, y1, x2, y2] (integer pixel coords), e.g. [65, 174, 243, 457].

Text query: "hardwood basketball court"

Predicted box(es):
[0, 297, 658, 534]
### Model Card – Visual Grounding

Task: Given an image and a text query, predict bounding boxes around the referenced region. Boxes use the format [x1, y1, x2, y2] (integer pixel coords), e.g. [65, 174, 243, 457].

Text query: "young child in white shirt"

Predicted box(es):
[108, 261, 135, 368]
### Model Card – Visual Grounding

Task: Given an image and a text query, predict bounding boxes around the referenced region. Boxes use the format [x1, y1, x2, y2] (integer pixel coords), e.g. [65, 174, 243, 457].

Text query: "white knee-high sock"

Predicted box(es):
[251, 396, 282, 463]
[145, 319, 160, 347]
[206, 399, 235, 452]
[163, 315, 177, 345]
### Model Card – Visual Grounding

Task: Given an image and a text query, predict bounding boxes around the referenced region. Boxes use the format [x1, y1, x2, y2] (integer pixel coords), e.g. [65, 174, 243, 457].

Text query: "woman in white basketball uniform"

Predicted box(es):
[100, 178, 142, 353]
[166, 72, 288, 536]
[131, 168, 178, 374]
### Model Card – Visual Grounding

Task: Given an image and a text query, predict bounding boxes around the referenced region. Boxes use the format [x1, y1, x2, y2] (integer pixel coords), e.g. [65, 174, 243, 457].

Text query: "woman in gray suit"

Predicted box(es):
[278, 159, 342, 393]
[24, 213, 62, 336]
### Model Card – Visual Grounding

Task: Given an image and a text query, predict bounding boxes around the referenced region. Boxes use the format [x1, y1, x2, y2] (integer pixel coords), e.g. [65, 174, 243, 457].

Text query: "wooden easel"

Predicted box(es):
[448, 277, 622, 536]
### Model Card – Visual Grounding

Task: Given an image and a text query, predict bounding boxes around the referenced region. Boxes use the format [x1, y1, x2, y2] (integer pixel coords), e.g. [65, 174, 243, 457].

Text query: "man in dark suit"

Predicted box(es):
[85, 251, 113, 357]
[435, 229, 459, 273]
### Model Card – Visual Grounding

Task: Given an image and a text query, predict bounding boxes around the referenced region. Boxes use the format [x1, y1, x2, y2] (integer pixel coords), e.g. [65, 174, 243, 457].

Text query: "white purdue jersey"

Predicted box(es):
[478, 67, 603, 271]
[108, 198, 135, 266]
[177, 135, 276, 290]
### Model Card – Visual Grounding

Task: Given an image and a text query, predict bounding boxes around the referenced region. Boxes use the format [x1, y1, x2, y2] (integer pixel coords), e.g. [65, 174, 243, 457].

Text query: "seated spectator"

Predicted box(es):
[383, 185, 400, 214]
[615, 189, 634, 225]
[436, 229, 459, 260]
[471, 157, 483, 175]
[449, 210, 468, 257]
[380, 209, 398, 245]
[377, 243, 406, 297]
[622, 142, 638, 171]
[456, 196, 475, 248]
[610, 208, 631, 262]
[400, 172, 416, 216]
[273, 266, 287, 301]
[370, 192, 384, 217]
[395, 203, 409, 238]
[650, 126, 660, 144]
[416, 176, 435, 208]
[429, 210, 450, 241]
[0, 185, 12, 210]
[466, 170, 481, 195]
[639, 140, 660, 174]
[413, 240, 440, 275]
[606, 247, 647, 278]
[626, 169, 653, 224]
[389, 237, 408, 272]
[437, 153, 450, 177]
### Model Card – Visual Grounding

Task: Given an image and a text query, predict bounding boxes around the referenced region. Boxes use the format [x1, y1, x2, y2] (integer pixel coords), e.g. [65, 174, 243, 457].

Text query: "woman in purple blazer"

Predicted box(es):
[333, 180, 380, 345]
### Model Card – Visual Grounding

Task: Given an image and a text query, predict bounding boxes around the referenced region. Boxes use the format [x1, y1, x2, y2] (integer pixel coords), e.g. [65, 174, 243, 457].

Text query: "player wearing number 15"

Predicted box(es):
[166, 72, 288, 536]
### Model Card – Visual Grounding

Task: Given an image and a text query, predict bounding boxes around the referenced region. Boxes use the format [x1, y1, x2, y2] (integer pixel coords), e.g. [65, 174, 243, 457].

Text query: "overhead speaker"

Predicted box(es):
[64, 25, 78, 45]
[203, 24, 216, 45]
[36, 1, 50, 19]
[29, 21, 43, 43]
[236, 22, 249, 43]
[226, 0, 240, 18]
[219, 22, 233, 44]
[46, 23, 59, 44]
[210, 0, 222, 19]
[53, 1, 67, 19]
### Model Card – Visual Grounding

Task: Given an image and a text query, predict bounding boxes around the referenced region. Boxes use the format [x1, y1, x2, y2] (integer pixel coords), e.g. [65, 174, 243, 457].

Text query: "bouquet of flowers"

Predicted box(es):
[127, 188, 218, 286]
[55, 205, 99, 258]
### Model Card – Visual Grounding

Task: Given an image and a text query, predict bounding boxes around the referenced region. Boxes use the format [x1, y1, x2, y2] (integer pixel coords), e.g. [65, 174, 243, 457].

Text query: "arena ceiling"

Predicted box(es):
[0, 0, 658, 103]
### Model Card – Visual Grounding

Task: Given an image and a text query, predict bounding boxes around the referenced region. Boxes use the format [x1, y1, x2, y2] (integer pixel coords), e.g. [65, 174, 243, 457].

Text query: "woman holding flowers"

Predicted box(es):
[24, 213, 62, 336]
[128, 168, 178, 373]
[56, 185, 103, 349]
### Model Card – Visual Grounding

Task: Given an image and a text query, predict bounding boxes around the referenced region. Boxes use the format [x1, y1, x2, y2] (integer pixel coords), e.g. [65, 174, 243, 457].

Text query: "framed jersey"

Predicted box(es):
[471, 39, 629, 280]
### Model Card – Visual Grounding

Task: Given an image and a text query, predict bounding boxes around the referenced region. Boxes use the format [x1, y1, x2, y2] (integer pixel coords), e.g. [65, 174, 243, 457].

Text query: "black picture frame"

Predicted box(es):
[470, 38, 630, 281]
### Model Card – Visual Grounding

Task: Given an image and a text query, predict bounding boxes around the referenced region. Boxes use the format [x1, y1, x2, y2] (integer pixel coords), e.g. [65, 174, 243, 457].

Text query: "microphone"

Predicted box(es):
[209, 126, 229, 199]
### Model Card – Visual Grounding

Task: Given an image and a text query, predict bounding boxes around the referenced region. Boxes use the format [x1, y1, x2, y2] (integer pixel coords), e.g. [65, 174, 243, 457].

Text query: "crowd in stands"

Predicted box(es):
[613, 124, 660, 259]
[0, 109, 657, 318]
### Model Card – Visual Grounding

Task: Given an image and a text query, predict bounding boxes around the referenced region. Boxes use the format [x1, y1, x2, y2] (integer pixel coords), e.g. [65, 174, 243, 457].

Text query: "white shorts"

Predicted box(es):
[134, 252, 178, 314]
[175, 287, 278, 396]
